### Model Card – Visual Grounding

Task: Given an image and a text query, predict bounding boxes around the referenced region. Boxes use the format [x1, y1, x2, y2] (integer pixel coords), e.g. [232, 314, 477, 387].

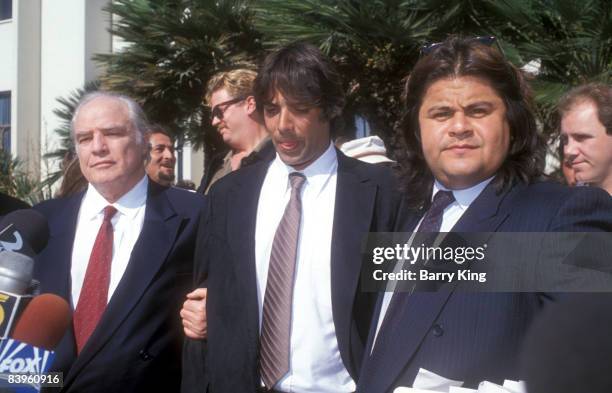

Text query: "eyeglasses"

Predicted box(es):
[420, 36, 504, 57]
[210, 97, 245, 121]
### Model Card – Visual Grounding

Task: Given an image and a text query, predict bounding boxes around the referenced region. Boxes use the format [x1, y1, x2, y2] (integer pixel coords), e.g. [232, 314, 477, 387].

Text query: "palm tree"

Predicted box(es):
[95, 0, 264, 166]
[253, 0, 435, 143]
[0, 150, 43, 205]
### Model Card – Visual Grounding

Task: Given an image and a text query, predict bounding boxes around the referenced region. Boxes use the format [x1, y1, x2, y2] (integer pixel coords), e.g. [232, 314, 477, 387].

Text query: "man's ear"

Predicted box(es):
[245, 96, 257, 115]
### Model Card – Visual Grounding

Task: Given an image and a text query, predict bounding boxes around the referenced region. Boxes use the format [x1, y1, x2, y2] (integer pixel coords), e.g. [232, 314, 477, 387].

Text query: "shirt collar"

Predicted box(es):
[433, 176, 493, 211]
[270, 141, 337, 195]
[81, 175, 148, 221]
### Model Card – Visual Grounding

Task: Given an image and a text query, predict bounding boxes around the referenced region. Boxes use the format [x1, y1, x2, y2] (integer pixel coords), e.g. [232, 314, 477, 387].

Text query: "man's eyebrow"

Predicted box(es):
[100, 126, 128, 132]
[464, 101, 495, 108]
[426, 105, 453, 114]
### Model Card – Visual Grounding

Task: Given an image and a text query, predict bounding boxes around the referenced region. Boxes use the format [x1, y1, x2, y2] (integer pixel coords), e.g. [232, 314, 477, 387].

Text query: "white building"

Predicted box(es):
[0, 0, 202, 190]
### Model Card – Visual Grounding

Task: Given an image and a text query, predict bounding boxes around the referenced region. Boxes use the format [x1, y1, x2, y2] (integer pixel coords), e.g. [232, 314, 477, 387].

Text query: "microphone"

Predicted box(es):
[0, 209, 50, 257]
[0, 295, 70, 388]
[0, 251, 35, 339]
[12, 294, 71, 351]
[0, 209, 49, 339]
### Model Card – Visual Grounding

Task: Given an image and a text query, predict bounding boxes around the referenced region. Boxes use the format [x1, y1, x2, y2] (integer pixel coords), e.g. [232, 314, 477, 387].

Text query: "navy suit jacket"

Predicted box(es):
[182, 150, 403, 393]
[357, 181, 612, 393]
[33, 181, 204, 393]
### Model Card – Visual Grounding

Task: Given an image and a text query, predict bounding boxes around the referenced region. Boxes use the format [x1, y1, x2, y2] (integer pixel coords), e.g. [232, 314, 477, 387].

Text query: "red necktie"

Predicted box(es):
[73, 205, 117, 353]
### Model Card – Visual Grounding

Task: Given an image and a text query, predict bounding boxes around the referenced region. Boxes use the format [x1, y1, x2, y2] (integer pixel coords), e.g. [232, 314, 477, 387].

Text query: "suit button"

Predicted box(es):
[432, 324, 444, 337]
[139, 349, 152, 361]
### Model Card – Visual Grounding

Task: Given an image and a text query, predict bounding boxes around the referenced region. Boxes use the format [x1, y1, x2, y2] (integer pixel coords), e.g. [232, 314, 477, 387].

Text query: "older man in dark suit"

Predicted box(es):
[357, 36, 612, 392]
[33, 92, 204, 393]
[182, 42, 402, 393]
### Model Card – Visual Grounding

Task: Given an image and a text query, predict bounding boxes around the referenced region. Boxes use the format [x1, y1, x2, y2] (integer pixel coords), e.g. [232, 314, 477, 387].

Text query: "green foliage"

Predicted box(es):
[253, 0, 434, 140]
[96, 0, 264, 155]
[42, 0, 610, 185]
[251, 0, 611, 145]
[485, 0, 612, 136]
[0, 150, 43, 205]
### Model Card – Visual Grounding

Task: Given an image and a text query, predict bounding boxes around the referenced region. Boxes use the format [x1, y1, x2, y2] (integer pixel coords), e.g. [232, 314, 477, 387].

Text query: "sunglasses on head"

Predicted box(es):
[210, 97, 245, 120]
[420, 36, 503, 57]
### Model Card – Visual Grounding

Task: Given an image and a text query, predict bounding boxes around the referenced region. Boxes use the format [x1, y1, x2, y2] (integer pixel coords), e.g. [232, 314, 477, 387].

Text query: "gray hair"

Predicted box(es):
[71, 91, 150, 145]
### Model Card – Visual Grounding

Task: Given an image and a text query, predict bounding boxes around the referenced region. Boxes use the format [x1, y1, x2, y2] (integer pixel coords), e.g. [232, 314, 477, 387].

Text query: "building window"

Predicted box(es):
[0, 0, 12, 21]
[0, 92, 10, 151]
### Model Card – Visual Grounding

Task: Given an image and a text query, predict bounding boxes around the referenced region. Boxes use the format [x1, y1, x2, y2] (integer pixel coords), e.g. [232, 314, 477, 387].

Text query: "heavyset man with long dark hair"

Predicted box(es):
[357, 36, 612, 392]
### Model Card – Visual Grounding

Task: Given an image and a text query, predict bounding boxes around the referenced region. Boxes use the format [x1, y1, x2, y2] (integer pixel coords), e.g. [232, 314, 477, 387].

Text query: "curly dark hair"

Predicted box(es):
[395, 36, 546, 209]
[253, 42, 345, 134]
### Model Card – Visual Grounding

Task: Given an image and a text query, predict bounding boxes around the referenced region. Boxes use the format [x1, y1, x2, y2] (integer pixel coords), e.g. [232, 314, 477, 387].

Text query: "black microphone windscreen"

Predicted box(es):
[0, 209, 50, 255]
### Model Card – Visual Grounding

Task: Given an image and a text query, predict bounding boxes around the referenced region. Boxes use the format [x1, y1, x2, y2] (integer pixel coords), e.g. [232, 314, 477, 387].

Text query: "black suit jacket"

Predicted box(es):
[357, 181, 612, 393]
[183, 150, 403, 393]
[33, 181, 205, 393]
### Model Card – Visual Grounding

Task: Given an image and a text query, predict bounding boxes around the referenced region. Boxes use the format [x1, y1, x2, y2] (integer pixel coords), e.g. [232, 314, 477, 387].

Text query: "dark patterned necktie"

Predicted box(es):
[417, 190, 455, 233]
[374, 190, 455, 351]
[73, 205, 117, 353]
[259, 172, 307, 389]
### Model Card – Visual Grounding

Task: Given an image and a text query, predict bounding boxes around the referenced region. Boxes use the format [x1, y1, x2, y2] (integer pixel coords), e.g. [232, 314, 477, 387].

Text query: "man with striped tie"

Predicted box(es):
[182, 42, 403, 393]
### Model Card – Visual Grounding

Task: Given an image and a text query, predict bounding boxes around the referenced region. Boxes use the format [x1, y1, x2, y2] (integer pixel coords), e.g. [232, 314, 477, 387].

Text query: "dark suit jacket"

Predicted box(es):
[0, 192, 30, 217]
[357, 181, 612, 393]
[182, 150, 403, 393]
[33, 180, 205, 393]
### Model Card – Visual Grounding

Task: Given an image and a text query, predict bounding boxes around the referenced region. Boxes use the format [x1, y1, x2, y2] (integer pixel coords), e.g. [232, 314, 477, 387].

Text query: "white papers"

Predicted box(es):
[412, 368, 464, 391]
[502, 380, 526, 393]
[392, 369, 526, 393]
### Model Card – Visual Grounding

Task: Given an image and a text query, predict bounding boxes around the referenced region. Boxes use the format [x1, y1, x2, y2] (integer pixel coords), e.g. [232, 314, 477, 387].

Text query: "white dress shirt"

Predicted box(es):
[71, 175, 148, 307]
[373, 177, 494, 347]
[255, 142, 355, 393]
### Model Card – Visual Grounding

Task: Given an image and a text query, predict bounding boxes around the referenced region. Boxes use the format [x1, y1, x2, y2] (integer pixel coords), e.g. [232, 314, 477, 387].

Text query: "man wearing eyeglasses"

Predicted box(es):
[196, 69, 273, 194]
[356, 36, 612, 392]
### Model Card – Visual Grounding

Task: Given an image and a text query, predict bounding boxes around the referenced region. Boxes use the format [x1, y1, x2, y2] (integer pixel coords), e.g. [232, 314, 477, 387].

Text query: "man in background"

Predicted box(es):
[559, 83, 612, 194]
[197, 69, 273, 194]
[145, 124, 176, 187]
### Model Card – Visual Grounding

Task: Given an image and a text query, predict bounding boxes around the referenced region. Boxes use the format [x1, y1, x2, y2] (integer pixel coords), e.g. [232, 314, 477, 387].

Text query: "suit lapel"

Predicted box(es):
[226, 162, 271, 367]
[40, 192, 83, 299]
[451, 181, 515, 233]
[361, 181, 517, 392]
[64, 182, 181, 384]
[40, 193, 83, 376]
[331, 153, 377, 378]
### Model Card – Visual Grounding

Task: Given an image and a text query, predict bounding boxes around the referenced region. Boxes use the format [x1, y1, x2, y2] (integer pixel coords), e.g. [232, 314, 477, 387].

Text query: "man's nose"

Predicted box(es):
[448, 112, 473, 139]
[563, 138, 579, 164]
[212, 114, 221, 127]
[91, 132, 108, 154]
[277, 107, 294, 132]
[163, 148, 176, 161]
